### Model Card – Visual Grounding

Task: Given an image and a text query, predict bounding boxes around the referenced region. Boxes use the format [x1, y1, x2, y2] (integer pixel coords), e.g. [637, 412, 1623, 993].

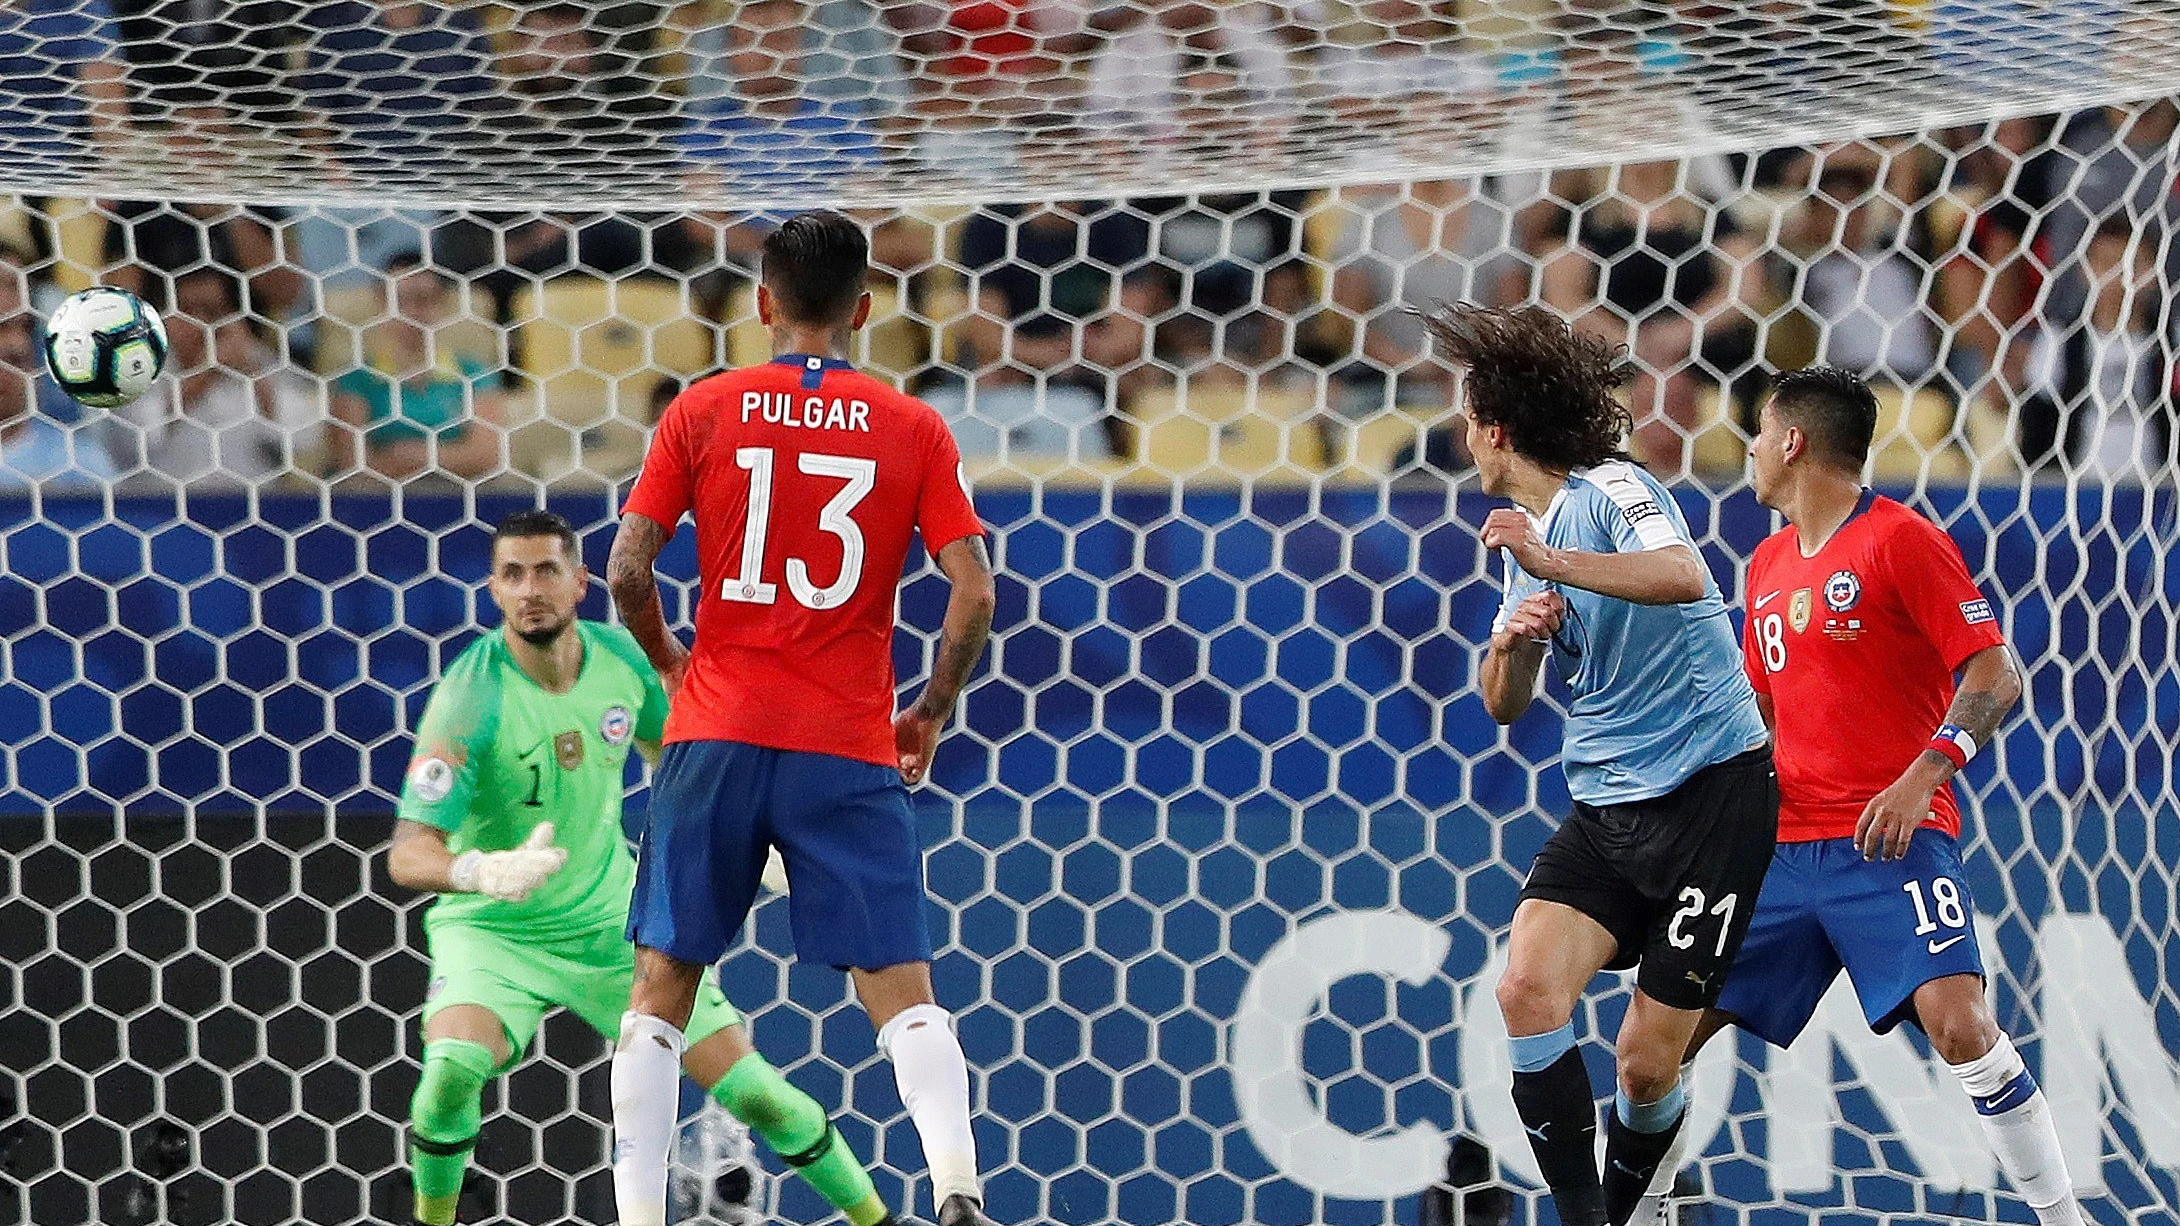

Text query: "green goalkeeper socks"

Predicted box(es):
[409, 1038, 496, 1226]
[712, 1052, 888, 1226]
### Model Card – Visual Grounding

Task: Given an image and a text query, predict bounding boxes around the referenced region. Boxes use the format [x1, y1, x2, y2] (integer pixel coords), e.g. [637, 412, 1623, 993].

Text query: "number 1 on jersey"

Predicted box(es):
[722, 447, 876, 609]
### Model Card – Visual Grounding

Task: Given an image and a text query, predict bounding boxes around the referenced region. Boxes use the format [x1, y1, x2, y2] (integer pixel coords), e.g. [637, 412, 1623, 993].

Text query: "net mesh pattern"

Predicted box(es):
[0, 2, 2176, 207]
[2, 5, 2179, 1226]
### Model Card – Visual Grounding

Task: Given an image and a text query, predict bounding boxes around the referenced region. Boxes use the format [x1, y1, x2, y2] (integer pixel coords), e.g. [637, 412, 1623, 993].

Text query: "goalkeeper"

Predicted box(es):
[389, 509, 894, 1226]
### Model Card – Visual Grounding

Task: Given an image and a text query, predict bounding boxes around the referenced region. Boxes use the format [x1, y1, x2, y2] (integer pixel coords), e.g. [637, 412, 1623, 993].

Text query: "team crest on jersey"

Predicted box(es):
[600, 705, 633, 746]
[1824, 569, 1862, 613]
[1788, 588, 1812, 634]
[408, 755, 454, 804]
[554, 730, 585, 770]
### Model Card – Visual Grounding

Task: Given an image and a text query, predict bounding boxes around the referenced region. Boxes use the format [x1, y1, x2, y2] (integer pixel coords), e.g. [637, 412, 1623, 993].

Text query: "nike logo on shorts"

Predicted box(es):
[1928, 934, 1969, 954]
[1755, 591, 1781, 609]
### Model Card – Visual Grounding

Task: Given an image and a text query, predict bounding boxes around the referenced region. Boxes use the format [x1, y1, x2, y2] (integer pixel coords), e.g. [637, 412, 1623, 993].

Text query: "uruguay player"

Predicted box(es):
[1429, 304, 1778, 1226]
[1657, 367, 2080, 1225]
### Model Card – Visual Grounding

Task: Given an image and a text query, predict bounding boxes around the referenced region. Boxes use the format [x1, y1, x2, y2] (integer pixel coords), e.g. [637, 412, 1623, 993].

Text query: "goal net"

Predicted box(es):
[4, 3, 2178, 1225]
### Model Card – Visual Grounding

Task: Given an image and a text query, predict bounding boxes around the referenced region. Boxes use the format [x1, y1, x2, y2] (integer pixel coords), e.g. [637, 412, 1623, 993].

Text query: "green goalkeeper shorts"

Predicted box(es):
[421, 920, 742, 1067]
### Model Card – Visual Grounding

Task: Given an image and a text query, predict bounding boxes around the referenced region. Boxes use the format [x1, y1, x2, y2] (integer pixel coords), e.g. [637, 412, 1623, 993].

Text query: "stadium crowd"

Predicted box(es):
[0, 0, 2173, 492]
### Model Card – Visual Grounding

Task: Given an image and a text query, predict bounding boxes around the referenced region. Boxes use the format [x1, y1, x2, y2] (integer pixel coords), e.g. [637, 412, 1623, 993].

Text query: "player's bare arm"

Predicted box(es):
[1482, 508, 1708, 605]
[606, 512, 690, 695]
[896, 535, 996, 785]
[1856, 645, 2023, 861]
[388, 819, 462, 892]
[1481, 592, 1565, 724]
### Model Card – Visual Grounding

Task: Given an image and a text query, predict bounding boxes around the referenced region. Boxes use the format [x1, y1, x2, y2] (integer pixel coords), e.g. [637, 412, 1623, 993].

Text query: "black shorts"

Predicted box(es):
[1520, 746, 1779, 1011]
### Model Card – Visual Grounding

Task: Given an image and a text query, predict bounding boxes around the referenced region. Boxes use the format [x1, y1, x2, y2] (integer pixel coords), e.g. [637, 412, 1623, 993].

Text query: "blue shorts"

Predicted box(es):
[1714, 827, 1985, 1047]
[628, 740, 934, 971]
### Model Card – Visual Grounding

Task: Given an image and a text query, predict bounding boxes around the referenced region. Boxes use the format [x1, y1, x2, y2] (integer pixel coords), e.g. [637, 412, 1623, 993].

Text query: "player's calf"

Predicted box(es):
[1917, 977, 2084, 1226]
[851, 961, 987, 1217]
[1603, 994, 1700, 1226]
[407, 1038, 495, 1226]
[615, 947, 714, 1226]
[702, 1043, 894, 1226]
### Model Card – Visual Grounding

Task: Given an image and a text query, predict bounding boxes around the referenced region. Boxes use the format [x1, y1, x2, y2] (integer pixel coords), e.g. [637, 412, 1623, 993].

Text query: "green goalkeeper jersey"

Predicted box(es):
[397, 621, 669, 941]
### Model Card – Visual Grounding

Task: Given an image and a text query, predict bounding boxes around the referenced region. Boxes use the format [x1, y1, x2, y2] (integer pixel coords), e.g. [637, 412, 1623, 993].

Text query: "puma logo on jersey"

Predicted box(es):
[1928, 934, 1969, 955]
[1754, 591, 1781, 610]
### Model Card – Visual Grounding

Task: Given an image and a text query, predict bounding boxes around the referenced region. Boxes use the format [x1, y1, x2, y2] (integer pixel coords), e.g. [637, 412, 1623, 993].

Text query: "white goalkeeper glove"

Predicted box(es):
[448, 823, 568, 902]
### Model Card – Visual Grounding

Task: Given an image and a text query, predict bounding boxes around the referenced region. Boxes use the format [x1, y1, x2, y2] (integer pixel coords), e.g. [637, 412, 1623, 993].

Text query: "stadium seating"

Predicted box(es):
[1129, 383, 1327, 482]
[509, 277, 715, 483]
[1871, 384, 1968, 483]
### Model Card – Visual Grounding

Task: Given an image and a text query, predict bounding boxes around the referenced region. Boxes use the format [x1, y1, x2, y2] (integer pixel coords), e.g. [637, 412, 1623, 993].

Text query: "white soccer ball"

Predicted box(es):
[42, 286, 169, 409]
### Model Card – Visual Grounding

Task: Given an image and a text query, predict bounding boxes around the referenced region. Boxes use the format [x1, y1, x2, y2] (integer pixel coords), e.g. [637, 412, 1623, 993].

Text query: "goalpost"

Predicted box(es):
[2, 3, 2177, 1225]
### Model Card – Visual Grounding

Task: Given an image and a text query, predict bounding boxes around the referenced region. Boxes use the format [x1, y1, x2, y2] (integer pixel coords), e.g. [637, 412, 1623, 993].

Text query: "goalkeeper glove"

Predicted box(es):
[448, 823, 567, 902]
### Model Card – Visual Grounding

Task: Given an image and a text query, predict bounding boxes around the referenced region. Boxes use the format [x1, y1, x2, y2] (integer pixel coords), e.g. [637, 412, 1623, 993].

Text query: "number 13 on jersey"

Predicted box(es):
[721, 447, 875, 610]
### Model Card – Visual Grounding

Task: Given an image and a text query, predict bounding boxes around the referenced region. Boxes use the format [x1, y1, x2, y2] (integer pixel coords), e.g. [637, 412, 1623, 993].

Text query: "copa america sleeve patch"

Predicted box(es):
[1960, 598, 1995, 625]
[407, 755, 455, 804]
[1622, 499, 1663, 525]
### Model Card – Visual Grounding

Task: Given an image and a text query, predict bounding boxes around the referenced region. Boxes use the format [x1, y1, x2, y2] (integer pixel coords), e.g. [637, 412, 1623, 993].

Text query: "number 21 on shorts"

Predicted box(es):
[1668, 885, 1738, 956]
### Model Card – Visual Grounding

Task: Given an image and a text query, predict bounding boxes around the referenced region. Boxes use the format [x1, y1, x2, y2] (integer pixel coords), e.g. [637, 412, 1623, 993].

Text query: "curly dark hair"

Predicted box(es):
[1420, 302, 1634, 472]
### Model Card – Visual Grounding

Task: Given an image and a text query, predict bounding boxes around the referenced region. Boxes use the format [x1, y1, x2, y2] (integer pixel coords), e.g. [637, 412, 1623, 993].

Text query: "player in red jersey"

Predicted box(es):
[1638, 367, 2081, 1226]
[603, 213, 999, 1226]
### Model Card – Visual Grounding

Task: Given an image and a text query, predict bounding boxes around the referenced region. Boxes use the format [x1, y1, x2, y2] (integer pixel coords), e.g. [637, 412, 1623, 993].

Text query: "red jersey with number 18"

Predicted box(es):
[622, 355, 987, 765]
[1742, 492, 2007, 843]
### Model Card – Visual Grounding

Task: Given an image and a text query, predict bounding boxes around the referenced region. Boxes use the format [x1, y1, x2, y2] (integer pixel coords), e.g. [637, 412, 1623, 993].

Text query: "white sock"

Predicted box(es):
[1632, 1060, 1698, 1222]
[878, 1002, 981, 1206]
[1948, 1034, 2082, 1226]
[611, 1011, 686, 1226]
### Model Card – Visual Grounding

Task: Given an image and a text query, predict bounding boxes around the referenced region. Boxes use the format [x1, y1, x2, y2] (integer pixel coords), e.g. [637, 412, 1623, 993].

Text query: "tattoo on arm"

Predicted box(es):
[911, 537, 995, 721]
[607, 514, 678, 665]
[607, 514, 666, 619]
[1946, 686, 2009, 744]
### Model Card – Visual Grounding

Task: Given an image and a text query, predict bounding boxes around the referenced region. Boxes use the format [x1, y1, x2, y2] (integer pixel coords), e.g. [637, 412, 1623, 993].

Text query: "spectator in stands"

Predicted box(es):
[114, 1, 301, 128]
[1933, 114, 2056, 397]
[923, 312, 1113, 463]
[495, 2, 640, 161]
[675, 0, 890, 189]
[889, 0, 1089, 107]
[1083, 1, 1296, 161]
[328, 253, 507, 484]
[115, 266, 320, 490]
[298, 1, 498, 172]
[0, 0, 129, 170]
[1781, 142, 1943, 387]
[956, 200, 1154, 398]
[678, 0, 907, 128]
[427, 6, 693, 325]
[1327, 177, 1521, 413]
[2019, 219, 2174, 481]
[1540, 158, 1767, 472]
[0, 249, 116, 490]
[2032, 98, 2180, 339]
[1310, 0, 1491, 138]
[103, 193, 302, 345]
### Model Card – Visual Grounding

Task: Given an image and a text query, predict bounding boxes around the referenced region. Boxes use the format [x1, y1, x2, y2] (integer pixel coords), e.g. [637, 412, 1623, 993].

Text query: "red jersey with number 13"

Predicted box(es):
[1742, 492, 2006, 843]
[623, 356, 986, 765]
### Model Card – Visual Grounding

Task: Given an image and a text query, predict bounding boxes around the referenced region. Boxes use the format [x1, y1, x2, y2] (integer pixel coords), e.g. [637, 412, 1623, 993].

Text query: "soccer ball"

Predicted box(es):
[42, 286, 169, 408]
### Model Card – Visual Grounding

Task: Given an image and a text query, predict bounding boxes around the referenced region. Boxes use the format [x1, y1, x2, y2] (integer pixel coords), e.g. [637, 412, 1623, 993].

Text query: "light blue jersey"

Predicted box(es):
[1492, 459, 1767, 805]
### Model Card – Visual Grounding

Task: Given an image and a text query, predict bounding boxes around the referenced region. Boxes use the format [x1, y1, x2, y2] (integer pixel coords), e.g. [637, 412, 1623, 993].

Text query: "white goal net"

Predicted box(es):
[3, 3, 2178, 1226]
